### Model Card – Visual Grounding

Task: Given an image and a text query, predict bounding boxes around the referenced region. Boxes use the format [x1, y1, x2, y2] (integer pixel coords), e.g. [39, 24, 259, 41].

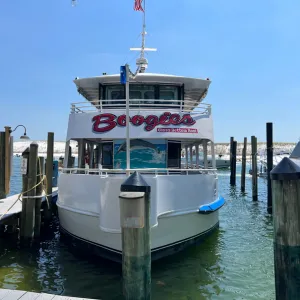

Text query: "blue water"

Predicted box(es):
[0, 158, 274, 299]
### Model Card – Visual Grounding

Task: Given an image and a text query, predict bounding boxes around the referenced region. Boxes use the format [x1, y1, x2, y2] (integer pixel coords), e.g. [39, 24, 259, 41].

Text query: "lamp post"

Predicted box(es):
[9, 125, 30, 140]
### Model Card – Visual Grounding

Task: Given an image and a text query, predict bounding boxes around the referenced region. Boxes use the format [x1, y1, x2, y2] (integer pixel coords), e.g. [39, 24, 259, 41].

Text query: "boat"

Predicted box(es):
[57, 0, 225, 262]
[181, 152, 230, 169]
[258, 150, 292, 177]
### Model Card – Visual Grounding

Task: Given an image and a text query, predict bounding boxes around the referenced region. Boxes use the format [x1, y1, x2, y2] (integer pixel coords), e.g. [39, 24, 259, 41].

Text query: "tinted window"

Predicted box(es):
[101, 143, 113, 168]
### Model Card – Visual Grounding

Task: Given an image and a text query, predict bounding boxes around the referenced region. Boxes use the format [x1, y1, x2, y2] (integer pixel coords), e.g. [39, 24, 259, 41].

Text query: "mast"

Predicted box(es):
[130, 0, 156, 73]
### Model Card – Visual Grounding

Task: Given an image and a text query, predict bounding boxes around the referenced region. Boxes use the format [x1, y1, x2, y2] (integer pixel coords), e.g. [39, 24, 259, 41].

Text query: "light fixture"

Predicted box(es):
[9, 125, 30, 140]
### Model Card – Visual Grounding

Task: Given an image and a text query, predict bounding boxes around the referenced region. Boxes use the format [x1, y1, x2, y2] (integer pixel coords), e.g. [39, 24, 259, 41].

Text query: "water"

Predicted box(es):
[0, 158, 275, 299]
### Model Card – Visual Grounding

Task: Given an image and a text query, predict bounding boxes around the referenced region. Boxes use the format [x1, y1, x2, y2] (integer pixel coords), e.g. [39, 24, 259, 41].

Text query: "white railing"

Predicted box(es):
[61, 167, 217, 177]
[70, 99, 211, 115]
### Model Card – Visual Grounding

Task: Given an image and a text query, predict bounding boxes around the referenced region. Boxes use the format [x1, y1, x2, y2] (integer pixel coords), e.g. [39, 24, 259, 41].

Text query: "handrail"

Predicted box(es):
[70, 99, 211, 114]
[61, 167, 217, 176]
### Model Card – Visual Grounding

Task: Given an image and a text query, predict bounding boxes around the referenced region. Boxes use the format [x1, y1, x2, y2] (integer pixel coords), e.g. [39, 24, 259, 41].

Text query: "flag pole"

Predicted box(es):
[125, 64, 130, 176]
[141, 0, 146, 59]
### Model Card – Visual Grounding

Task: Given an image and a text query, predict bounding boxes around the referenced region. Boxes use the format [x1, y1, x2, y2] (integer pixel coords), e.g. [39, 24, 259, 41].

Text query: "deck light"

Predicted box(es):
[9, 125, 30, 140]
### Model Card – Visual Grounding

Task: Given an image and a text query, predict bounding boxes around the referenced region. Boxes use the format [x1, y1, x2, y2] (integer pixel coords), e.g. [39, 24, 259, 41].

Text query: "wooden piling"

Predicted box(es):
[0, 132, 5, 199]
[34, 156, 44, 237]
[241, 137, 247, 192]
[20, 147, 29, 239]
[251, 136, 258, 201]
[229, 136, 234, 165]
[45, 132, 54, 222]
[4, 127, 11, 196]
[267, 122, 273, 214]
[120, 172, 151, 300]
[24, 142, 38, 243]
[230, 140, 237, 185]
[271, 157, 300, 299]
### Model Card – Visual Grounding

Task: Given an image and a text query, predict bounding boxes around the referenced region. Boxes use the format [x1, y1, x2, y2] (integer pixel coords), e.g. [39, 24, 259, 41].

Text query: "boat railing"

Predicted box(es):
[70, 99, 211, 115]
[61, 167, 217, 177]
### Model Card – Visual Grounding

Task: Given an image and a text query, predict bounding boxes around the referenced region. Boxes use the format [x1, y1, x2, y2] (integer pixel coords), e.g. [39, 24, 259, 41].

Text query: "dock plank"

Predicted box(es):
[35, 293, 55, 300]
[52, 296, 97, 300]
[0, 289, 10, 299]
[0, 290, 97, 300]
[0, 188, 58, 222]
[19, 292, 42, 300]
[0, 289, 26, 299]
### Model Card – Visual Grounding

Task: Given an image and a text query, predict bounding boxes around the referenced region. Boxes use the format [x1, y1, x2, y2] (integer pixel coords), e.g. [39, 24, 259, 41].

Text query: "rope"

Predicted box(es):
[0, 157, 53, 221]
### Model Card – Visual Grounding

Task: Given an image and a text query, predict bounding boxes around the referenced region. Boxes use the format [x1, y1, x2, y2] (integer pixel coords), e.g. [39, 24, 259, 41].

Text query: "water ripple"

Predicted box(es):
[0, 159, 275, 299]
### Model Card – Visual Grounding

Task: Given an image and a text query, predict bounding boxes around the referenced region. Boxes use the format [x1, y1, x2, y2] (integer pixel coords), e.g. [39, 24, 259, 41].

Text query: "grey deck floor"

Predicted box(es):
[0, 187, 58, 223]
[0, 289, 98, 300]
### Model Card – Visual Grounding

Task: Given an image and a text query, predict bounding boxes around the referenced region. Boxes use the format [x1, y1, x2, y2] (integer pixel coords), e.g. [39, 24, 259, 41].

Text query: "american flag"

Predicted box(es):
[134, 0, 144, 12]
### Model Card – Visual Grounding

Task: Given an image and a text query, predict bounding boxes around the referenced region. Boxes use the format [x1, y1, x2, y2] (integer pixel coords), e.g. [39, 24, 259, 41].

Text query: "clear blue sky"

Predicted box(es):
[0, 0, 299, 142]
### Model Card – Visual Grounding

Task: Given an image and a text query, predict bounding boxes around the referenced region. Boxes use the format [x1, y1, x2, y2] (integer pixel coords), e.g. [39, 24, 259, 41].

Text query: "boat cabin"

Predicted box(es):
[64, 73, 215, 173]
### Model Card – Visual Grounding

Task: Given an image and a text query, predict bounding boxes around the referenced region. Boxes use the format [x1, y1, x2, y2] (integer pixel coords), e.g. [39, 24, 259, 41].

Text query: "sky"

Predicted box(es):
[0, 0, 299, 143]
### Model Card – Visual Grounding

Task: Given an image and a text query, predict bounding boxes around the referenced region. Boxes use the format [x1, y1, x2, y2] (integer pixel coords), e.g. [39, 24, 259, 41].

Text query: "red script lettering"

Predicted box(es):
[92, 112, 196, 133]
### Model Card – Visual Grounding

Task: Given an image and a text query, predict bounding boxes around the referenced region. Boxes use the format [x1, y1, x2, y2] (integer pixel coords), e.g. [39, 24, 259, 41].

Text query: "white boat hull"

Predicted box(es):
[57, 172, 221, 262]
[58, 205, 219, 262]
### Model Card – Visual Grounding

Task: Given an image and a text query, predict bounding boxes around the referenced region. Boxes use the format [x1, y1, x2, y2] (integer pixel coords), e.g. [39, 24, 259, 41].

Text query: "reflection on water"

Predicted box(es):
[0, 159, 275, 299]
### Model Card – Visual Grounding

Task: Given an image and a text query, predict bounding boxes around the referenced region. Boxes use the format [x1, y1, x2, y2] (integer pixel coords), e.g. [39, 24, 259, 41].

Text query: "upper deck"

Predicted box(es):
[67, 72, 214, 141]
[72, 73, 211, 113]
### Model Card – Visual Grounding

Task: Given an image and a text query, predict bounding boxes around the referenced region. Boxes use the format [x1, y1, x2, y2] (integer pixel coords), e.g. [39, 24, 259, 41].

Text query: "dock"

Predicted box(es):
[0, 288, 97, 299]
[0, 187, 58, 223]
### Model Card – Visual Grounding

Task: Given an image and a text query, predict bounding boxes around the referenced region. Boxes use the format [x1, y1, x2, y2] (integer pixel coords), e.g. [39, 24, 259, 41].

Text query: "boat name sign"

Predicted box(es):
[92, 112, 197, 133]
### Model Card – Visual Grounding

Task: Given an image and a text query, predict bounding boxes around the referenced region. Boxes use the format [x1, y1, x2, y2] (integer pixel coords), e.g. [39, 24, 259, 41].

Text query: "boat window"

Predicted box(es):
[102, 84, 181, 108]
[145, 91, 155, 99]
[159, 86, 178, 101]
[104, 85, 125, 107]
[106, 85, 125, 99]
[130, 91, 142, 100]
[101, 142, 113, 169]
[129, 85, 155, 103]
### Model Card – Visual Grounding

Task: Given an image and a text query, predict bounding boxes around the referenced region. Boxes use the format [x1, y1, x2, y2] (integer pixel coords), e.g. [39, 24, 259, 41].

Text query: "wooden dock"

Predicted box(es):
[0, 288, 97, 299]
[0, 187, 58, 223]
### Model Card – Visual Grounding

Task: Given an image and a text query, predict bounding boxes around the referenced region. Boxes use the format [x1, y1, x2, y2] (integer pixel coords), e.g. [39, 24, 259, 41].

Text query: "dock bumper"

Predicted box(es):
[198, 196, 225, 214]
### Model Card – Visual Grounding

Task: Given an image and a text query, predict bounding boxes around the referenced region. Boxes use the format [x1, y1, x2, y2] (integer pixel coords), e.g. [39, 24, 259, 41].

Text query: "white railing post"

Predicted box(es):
[196, 143, 199, 168]
[185, 146, 188, 168]
[203, 140, 208, 168]
[211, 141, 216, 169]
[189, 145, 193, 168]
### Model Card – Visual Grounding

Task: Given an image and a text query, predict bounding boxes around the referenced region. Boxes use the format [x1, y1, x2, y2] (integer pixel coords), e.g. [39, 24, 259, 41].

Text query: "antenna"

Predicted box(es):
[131, 0, 157, 73]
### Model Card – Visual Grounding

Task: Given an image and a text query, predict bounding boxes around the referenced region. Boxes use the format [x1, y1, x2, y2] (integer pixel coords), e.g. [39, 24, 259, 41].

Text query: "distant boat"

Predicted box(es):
[181, 153, 230, 169]
[258, 151, 291, 177]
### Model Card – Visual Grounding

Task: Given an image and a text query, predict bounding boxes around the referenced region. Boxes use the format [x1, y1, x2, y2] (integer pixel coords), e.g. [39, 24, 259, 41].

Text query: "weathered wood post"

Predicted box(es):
[241, 137, 247, 192]
[229, 136, 234, 166]
[271, 157, 300, 299]
[4, 126, 11, 196]
[0, 132, 5, 199]
[23, 142, 38, 244]
[230, 141, 237, 185]
[251, 136, 258, 201]
[267, 122, 273, 214]
[34, 156, 44, 237]
[119, 171, 151, 300]
[20, 147, 29, 239]
[45, 132, 54, 222]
